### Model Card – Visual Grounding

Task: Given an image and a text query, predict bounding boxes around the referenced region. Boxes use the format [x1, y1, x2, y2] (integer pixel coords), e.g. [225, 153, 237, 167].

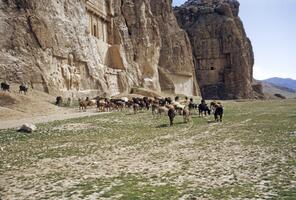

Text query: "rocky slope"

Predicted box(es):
[174, 0, 256, 99]
[0, 0, 199, 97]
[261, 82, 296, 99]
[263, 77, 296, 92]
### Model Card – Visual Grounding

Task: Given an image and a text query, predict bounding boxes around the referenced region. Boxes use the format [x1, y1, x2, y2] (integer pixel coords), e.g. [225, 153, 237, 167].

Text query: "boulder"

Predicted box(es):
[18, 123, 37, 133]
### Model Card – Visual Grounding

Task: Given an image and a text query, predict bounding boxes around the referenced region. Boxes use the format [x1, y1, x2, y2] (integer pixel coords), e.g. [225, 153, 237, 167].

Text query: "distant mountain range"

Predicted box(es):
[260, 77, 296, 99]
[262, 77, 296, 92]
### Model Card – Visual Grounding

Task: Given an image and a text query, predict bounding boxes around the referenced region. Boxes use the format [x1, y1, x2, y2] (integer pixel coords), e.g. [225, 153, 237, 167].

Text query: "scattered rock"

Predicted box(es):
[289, 131, 296, 136]
[18, 123, 37, 133]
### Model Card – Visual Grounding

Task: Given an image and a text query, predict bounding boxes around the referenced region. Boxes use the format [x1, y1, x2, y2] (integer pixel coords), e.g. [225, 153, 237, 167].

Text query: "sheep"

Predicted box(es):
[86, 98, 96, 107]
[158, 106, 169, 116]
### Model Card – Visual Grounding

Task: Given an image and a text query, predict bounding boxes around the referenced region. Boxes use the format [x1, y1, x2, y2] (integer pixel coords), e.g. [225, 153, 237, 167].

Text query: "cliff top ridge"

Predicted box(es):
[175, 0, 240, 17]
[179, 0, 239, 7]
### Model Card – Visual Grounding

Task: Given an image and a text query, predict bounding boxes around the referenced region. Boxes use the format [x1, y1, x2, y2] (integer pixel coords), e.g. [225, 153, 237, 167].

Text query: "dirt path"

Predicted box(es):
[0, 108, 109, 130]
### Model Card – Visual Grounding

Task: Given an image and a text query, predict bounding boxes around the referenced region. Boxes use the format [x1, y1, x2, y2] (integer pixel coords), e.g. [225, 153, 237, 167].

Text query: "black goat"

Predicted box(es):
[1, 82, 10, 92]
[19, 84, 29, 95]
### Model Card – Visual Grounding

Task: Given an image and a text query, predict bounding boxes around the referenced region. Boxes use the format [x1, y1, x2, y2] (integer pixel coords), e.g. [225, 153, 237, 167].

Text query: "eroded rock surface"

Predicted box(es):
[149, 0, 199, 96]
[0, 0, 199, 97]
[174, 0, 256, 99]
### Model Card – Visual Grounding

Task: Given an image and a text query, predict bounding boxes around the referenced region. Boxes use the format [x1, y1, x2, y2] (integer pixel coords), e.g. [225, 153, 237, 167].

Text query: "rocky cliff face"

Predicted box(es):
[174, 0, 255, 99]
[0, 0, 199, 97]
[149, 0, 199, 96]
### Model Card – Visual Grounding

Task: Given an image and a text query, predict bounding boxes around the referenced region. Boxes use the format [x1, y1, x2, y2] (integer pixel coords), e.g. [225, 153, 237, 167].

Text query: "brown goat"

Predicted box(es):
[78, 99, 87, 111]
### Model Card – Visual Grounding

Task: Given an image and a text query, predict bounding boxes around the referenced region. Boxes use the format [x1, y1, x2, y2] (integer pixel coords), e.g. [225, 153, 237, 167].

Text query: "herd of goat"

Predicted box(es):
[1, 82, 29, 94]
[56, 96, 224, 126]
[1, 81, 223, 126]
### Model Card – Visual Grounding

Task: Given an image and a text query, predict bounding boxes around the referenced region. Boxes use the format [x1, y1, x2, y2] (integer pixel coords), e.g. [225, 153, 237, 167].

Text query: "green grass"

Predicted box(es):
[0, 99, 296, 199]
[101, 175, 179, 200]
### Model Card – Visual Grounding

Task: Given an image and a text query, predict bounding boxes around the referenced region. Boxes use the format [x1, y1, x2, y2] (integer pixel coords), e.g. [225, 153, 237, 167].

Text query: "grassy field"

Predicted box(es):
[0, 100, 296, 199]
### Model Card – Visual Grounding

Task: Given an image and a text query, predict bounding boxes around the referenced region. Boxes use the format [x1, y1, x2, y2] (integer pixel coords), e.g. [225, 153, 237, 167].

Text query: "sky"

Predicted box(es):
[173, 0, 296, 80]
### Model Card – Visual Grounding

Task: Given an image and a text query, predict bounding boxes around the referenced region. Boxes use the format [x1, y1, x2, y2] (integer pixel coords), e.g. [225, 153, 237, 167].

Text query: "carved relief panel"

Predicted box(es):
[85, 0, 112, 44]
